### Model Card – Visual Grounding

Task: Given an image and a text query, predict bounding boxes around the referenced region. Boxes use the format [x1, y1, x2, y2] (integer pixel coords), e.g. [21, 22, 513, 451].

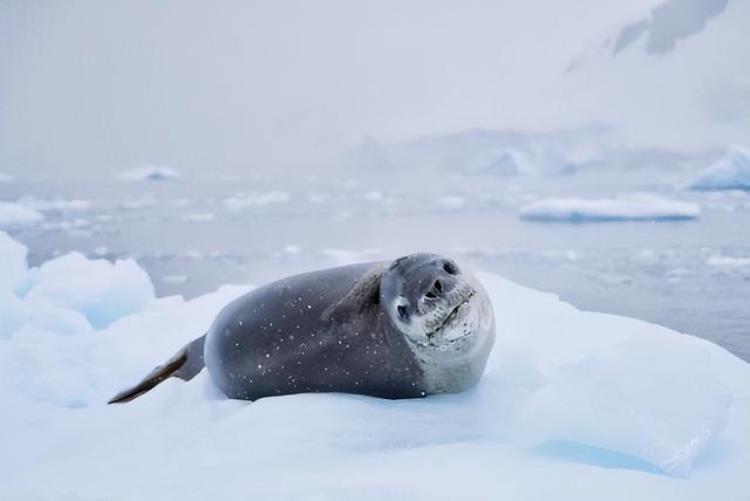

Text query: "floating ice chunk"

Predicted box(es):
[18, 197, 93, 212]
[0, 202, 44, 227]
[224, 191, 290, 210]
[321, 248, 383, 266]
[686, 146, 750, 191]
[40, 218, 91, 232]
[520, 195, 700, 222]
[283, 245, 300, 255]
[118, 165, 181, 181]
[92, 246, 109, 257]
[181, 213, 215, 222]
[706, 254, 750, 268]
[121, 197, 158, 210]
[161, 275, 189, 285]
[25, 253, 154, 329]
[438, 195, 466, 210]
[364, 190, 383, 201]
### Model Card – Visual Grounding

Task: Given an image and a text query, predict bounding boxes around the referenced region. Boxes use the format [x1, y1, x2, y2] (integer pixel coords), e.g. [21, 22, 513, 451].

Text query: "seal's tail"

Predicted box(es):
[108, 335, 206, 404]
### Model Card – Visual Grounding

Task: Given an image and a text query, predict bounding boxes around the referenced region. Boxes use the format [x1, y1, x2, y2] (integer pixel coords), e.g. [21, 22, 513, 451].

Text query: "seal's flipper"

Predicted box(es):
[321, 265, 385, 322]
[108, 335, 206, 404]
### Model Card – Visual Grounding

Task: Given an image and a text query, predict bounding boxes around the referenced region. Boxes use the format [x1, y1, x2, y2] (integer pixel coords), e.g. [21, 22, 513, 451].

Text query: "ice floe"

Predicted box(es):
[686, 146, 750, 191]
[520, 195, 700, 222]
[0, 232, 748, 500]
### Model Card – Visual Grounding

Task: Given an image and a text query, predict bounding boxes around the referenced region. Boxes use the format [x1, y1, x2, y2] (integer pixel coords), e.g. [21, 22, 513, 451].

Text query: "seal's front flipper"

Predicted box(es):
[108, 335, 206, 404]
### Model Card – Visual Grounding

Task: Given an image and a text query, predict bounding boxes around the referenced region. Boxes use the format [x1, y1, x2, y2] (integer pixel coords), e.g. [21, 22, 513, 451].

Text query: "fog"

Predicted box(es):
[2, 0, 744, 179]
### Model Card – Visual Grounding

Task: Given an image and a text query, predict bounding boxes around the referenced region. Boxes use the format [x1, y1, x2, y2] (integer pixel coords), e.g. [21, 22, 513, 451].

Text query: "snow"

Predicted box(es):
[0, 172, 13, 182]
[0, 201, 44, 227]
[686, 146, 750, 191]
[0, 232, 748, 499]
[0, 231, 28, 294]
[520, 195, 700, 222]
[118, 165, 182, 182]
[25, 252, 155, 330]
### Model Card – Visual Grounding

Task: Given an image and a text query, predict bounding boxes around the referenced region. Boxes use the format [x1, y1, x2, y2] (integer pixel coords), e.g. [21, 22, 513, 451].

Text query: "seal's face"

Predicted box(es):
[381, 253, 493, 354]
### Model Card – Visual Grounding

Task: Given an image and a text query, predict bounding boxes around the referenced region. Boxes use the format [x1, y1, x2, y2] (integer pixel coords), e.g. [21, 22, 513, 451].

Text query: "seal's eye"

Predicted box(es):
[397, 304, 408, 321]
[443, 261, 458, 275]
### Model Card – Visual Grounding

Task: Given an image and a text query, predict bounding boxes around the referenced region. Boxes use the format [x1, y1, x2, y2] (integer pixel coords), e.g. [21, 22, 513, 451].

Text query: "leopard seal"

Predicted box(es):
[109, 253, 495, 403]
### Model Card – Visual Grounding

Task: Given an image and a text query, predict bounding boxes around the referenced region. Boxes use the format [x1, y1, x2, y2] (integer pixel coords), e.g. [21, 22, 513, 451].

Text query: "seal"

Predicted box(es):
[109, 253, 495, 403]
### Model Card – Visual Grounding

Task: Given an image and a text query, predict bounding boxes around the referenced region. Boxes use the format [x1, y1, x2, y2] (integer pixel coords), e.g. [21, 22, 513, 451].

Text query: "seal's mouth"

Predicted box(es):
[425, 291, 475, 344]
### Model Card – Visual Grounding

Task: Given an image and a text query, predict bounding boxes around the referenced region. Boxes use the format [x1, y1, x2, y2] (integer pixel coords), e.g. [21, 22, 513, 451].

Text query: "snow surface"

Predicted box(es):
[118, 165, 182, 182]
[1, 231, 748, 500]
[0, 201, 44, 227]
[520, 195, 700, 222]
[687, 146, 750, 191]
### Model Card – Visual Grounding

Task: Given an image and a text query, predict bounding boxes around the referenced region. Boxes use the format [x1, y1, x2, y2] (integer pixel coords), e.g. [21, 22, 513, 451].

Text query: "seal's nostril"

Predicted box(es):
[425, 279, 443, 300]
[397, 304, 408, 320]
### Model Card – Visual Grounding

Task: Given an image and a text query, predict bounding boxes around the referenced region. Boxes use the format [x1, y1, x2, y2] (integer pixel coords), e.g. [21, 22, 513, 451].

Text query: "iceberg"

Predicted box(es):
[0, 231, 747, 500]
[686, 146, 750, 191]
[465, 147, 574, 177]
[520, 195, 700, 222]
[118, 165, 182, 182]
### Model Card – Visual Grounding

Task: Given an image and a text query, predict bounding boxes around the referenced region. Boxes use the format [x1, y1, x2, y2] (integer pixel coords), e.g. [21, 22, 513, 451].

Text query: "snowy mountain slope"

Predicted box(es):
[560, 0, 750, 152]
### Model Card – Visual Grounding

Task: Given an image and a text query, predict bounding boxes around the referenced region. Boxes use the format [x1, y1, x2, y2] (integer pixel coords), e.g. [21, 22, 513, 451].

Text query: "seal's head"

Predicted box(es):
[380, 254, 495, 389]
